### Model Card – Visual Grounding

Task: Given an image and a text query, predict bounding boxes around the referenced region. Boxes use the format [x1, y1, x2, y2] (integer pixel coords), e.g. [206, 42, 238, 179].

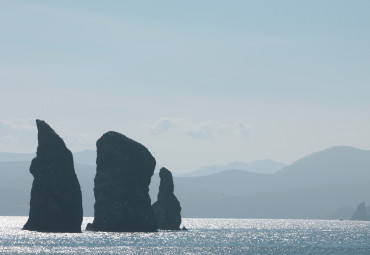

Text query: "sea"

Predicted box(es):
[0, 217, 369, 255]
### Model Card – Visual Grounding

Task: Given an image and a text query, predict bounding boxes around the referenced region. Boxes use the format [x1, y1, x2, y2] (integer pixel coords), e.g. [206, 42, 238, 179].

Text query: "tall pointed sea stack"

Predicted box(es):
[152, 167, 182, 230]
[23, 120, 83, 232]
[87, 131, 157, 232]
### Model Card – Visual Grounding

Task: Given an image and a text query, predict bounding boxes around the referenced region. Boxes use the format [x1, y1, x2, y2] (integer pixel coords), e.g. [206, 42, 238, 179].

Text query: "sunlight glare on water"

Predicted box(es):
[0, 217, 370, 254]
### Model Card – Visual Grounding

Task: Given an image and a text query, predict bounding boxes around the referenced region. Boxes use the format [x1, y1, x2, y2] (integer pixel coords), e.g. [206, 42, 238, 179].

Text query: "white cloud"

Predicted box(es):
[0, 118, 96, 153]
[0, 119, 36, 132]
[149, 118, 250, 140]
[151, 118, 173, 135]
[186, 125, 212, 139]
[237, 122, 250, 138]
[0, 119, 37, 152]
[185, 120, 226, 139]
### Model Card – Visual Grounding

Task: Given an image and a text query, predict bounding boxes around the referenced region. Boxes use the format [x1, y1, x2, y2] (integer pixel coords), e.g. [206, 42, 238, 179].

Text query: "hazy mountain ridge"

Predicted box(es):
[0, 146, 369, 219]
[0, 152, 35, 162]
[0, 150, 96, 166]
[179, 159, 286, 177]
[151, 146, 370, 218]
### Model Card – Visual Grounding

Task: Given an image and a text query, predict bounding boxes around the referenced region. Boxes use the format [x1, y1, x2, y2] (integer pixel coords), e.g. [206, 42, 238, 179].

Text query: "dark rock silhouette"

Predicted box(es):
[23, 120, 83, 232]
[350, 202, 370, 221]
[152, 167, 182, 230]
[87, 131, 157, 232]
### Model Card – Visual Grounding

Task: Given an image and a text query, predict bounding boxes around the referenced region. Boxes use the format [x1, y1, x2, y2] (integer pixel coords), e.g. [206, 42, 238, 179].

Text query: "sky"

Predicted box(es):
[0, 0, 369, 173]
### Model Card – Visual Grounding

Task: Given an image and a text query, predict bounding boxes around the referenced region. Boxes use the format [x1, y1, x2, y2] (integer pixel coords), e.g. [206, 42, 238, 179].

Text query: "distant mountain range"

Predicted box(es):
[179, 159, 286, 177]
[0, 150, 96, 166]
[0, 150, 285, 177]
[0, 146, 369, 220]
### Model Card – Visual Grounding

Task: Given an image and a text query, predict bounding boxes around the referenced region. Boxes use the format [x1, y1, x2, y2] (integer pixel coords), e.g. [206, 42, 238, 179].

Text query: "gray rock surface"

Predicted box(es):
[350, 202, 370, 221]
[152, 167, 182, 230]
[23, 120, 83, 232]
[87, 131, 157, 232]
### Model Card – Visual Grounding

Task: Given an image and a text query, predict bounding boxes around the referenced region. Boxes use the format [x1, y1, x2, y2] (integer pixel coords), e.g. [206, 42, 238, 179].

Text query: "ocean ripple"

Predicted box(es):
[1, 217, 369, 254]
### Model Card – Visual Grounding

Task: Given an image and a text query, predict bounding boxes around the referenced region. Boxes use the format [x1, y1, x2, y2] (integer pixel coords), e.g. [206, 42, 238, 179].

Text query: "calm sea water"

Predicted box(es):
[0, 217, 369, 254]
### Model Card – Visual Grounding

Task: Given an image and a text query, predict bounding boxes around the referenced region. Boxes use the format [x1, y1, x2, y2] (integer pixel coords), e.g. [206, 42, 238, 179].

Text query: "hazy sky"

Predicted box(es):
[1, 0, 369, 173]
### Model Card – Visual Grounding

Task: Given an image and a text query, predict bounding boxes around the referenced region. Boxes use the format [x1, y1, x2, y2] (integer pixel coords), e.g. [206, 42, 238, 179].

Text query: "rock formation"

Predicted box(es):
[152, 167, 182, 230]
[350, 202, 370, 221]
[87, 131, 157, 232]
[23, 120, 83, 232]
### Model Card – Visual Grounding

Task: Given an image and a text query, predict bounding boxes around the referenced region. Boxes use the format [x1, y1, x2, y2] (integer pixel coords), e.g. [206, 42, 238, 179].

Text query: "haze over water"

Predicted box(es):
[1, 217, 370, 254]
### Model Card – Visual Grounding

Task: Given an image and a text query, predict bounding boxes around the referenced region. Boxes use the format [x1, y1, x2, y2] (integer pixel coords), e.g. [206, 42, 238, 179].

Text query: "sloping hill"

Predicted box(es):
[151, 146, 370, 218]
[273, 146, 370, 189]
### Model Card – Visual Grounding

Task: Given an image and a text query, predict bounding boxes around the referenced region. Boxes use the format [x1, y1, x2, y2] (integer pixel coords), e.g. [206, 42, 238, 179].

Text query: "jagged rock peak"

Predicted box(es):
[36, 119, 61, 140]
[152, 167, 182, 230]
[87, 131, 157, 232]
[350, 202, 370, 221]
[23, 119, 83, 233]
[33, 119, 68, 162]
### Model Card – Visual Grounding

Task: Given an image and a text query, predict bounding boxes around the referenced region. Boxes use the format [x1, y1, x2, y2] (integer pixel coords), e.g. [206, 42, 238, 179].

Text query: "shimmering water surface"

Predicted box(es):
[0, 217, 369, 254]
